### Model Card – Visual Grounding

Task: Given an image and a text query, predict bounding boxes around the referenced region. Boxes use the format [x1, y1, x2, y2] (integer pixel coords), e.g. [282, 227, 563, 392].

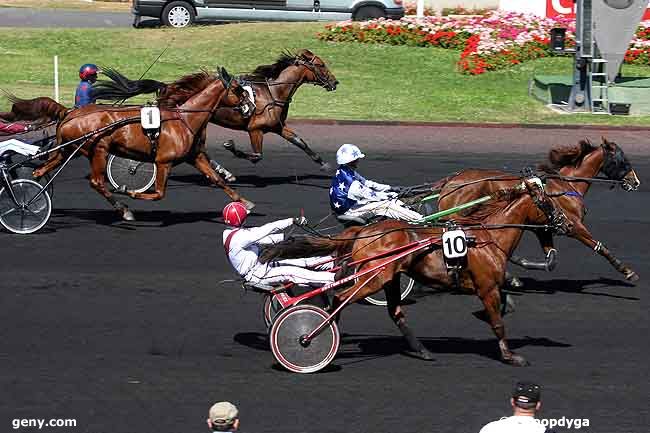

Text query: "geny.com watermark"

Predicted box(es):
[12, 418, 77, 430]
[501, 416, 590, 429]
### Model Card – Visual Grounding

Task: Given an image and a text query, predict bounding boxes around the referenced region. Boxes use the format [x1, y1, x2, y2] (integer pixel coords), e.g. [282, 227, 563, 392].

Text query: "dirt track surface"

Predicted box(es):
[0, 124, 648, 433]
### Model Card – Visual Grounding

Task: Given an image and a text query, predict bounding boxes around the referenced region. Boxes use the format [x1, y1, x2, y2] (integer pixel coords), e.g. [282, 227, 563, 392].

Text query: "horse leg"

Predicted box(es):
[88, 143, 135, 221]
[386, 276, 434, 361]
[127, 161, 172, 201]
[279, 125, 331, 171]
[571, 220, 638, 281]
[33, 150, 65, 179]
[190, 152, 255, 210]
[223, 129, 263, 163]
[509, 229, 558, 272]
[480, 286, 528, 366]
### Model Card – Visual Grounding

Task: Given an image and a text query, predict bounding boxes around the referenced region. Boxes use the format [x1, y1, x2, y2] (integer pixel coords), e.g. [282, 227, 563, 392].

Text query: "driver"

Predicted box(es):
[75, 64, 98, 108]
[222, 202, 335, 288]
[329, 143, 423, 222]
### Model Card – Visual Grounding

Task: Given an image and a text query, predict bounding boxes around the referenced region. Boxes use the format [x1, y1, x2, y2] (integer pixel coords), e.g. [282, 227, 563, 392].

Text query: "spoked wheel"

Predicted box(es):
[0, 179, 52, 234]
[107, 154, 156, 193]
[262, 293, 285, 329]
[8, 156, 54, 199]
[363, 272, 415, 306]
[269, 305, 340, 374]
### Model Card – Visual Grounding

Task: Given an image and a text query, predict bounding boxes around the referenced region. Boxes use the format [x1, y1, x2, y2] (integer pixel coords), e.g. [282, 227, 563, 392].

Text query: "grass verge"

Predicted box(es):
[0, 0, 130, 11]
[1, 22, 649, 126]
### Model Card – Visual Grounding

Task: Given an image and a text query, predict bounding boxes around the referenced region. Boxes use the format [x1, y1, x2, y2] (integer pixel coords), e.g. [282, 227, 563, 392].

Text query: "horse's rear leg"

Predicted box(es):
[89, 144, 134, 221]
[480, 286, 528, 366]
[127, 161, 172, 201]
[190, 152, 255, 210]
[33, 150, 65, 179]
[386, 276, 434, 361]
[279, 126, 331, 171]
[223, 129, 263, 163]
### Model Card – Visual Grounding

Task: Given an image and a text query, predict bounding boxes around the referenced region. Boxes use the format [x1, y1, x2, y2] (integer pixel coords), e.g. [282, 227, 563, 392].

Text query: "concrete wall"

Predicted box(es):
[421, 0, 499, 9]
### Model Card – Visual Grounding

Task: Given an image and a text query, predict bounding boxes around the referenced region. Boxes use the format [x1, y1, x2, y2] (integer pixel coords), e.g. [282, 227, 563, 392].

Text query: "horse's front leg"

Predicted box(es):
[480, 285, 529, 366]
[190, 152, 254, 210]
[278, 125, 331, 171]
[33, 150, 65, 179]
[127, 161, 172, 201]
[88, 141, 134, 221]
[223, 129, 263, 163]
[386, 275, 434, 361]
[570, 220, 638, 281]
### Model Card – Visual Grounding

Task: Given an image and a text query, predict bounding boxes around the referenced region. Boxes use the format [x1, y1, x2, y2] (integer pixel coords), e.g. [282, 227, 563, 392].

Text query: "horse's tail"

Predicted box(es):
[260, 233, 357, 264]
[92, 67, 167, 102]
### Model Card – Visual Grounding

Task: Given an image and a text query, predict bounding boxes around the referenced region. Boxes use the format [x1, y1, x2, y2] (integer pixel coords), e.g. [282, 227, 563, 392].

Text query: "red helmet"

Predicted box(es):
[79, 63, 98, 80]
[222, 202, 249, 227]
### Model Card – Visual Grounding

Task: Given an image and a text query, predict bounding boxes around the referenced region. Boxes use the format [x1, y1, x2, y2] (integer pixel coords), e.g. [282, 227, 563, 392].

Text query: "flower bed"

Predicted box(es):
[317, 11, 650, 75]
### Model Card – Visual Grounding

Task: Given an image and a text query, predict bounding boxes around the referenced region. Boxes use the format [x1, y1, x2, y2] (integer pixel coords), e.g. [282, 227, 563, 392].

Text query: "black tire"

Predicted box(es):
[161, 1, 195, 28]
[353, 5, 385, 21]
[133, 15, 142, 28]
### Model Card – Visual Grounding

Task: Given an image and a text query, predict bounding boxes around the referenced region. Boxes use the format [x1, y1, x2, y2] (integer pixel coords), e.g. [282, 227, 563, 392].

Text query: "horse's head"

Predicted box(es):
[295, 49, 338, 91]
[600, 137, 640, 191]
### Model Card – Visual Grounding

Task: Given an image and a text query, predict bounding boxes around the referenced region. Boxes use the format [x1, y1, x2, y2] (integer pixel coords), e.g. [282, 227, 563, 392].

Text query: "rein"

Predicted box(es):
[544, 173, 624, 184]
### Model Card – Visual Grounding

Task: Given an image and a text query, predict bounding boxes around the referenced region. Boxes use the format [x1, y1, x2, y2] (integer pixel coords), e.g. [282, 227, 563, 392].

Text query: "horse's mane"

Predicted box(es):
[157, 70, 217, 108]
[444, 187, 525, 225]
[242, 50, 298, 81]
[538, 139, 598, 173]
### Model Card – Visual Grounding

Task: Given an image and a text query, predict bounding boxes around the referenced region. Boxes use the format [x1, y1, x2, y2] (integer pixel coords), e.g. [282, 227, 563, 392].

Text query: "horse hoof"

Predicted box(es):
[225, 174, 237, 183]
[503, 294, 516, 315]
[240, 198, 255, 211]
[504, 353, 529, 367]
[508, 276, 524, 289]
[320, 162, 332, 172]
[223, 140, 235, 150]
[624, 270, 639, 282]
[121, 209, 136, 221]
[404, 349, 435, 361]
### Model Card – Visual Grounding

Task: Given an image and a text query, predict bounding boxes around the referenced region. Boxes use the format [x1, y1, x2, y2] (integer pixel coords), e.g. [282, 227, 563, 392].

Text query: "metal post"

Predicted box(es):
[53, 55, 60, 103]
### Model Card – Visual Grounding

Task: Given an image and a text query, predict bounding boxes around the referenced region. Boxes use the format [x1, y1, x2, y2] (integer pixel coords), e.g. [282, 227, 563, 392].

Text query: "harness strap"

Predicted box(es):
[223, 229, 240, 265]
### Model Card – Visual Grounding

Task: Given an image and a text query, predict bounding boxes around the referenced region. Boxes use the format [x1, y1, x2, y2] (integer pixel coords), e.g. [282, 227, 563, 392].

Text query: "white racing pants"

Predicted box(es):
[345, 199, 423, 222]
[246, 256, 335, 287]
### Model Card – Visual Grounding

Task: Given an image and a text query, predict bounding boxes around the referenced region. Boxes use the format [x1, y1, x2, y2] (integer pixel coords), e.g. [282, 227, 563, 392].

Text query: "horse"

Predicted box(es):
[32, 68, 254, 222]
[92, 49, 339, 170]
[0, 93, 68, 124]
[261, 178, 569, 366]
[435, 137, 641, 282]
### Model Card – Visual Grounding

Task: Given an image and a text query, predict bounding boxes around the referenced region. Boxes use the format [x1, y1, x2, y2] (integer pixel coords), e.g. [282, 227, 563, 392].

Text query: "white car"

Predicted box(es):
[132, 0, 405, 28]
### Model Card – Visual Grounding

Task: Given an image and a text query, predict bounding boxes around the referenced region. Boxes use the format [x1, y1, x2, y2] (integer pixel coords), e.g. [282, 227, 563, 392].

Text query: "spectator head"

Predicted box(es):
[207, 401, 239, 431]
[510, 381, 541, 414]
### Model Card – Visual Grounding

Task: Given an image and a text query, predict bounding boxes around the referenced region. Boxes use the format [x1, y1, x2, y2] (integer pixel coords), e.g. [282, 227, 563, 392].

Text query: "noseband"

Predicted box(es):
[601, 143, 633, 181]
[294, 56, 332, 89]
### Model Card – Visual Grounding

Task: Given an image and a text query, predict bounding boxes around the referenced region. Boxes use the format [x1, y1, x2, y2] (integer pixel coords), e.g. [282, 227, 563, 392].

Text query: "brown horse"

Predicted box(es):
[436, 137, 641, 282]
[92, 50, 339, 170]
[33, 69, 253, 221]
[0, 93, 68, 124]
[261, 179, 567, 366]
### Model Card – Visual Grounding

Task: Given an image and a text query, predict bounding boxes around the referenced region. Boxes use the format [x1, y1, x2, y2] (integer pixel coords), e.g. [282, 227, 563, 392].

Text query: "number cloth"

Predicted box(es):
[223, 218, 334, 287]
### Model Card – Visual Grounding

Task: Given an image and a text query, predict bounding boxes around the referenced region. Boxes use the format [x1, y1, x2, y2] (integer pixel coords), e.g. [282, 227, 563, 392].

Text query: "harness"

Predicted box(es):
[223, 228, 240, 267]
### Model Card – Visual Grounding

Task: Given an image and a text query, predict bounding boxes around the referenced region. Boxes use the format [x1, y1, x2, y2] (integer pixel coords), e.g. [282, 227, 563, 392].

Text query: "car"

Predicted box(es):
[131, 0, 405, 28]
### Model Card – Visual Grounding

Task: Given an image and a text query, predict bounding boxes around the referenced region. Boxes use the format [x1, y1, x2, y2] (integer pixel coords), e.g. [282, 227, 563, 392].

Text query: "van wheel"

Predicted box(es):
[162, 1, 195, 28]
[353, 5, 385, 21]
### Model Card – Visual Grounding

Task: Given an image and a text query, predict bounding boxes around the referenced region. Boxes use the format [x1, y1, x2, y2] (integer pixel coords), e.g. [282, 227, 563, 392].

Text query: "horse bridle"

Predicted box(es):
[293, 55, 335, 90]
[600, 143, 636, 190]
[521, 168, 571, 235]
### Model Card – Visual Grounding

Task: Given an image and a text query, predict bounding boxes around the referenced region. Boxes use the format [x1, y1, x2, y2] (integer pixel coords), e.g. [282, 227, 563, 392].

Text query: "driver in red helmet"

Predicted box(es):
[75, 63, 98, 108]
[222, 202, 335, 288]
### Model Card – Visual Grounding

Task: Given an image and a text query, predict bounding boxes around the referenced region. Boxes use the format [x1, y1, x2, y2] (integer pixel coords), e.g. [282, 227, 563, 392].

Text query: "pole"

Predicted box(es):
[53, 55, 60, 103]
[416, 0, 424, 18]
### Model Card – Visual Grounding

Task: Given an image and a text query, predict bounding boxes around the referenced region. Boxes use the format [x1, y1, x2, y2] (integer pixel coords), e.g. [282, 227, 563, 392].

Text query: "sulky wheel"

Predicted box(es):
[0, 179, 52, 234]
[269, 305, 340, 374]
[262, 293, 285, 329]
[363, 272, 415, 306]
[107, 154, 156, 193]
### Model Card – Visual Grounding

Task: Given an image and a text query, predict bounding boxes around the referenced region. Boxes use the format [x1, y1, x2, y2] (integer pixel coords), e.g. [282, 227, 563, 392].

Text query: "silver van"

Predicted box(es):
[132, 0, 405, 28]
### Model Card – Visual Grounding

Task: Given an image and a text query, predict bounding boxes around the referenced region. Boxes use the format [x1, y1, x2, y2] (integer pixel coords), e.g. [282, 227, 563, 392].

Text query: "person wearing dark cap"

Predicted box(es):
[479, 382, 556, 433]
[207, 401, 239, 432]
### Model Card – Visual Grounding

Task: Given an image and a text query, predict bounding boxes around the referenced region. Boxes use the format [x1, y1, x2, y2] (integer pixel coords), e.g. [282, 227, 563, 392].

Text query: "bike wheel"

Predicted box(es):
[262, 293, 285, 329]
[269, 305, 340, 374]
[8, 156, 55, 200]
[363, 272, 415, 306]
[107, 154, 156, 193]
[0, 179, 52, 234]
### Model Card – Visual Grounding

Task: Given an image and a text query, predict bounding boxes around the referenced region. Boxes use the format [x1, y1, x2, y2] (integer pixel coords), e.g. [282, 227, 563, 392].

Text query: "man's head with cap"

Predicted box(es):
[511, 381, 542, 413]
[207, 401, 239, 432]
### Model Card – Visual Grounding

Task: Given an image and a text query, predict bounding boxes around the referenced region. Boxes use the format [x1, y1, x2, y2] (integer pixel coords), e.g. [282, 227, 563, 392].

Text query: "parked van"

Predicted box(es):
[132, 0, 405, 28]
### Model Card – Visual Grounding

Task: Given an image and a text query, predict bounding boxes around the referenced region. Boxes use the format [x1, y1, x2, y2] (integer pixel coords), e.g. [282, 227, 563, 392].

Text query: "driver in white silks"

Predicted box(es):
[330, 143, 423, 222]
[222, 202, 335, 288]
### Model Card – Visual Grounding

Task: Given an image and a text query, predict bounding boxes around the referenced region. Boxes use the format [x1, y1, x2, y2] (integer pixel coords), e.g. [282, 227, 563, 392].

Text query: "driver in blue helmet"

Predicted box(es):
[75, 64, 98, 108]
[330, 143, 423, 222]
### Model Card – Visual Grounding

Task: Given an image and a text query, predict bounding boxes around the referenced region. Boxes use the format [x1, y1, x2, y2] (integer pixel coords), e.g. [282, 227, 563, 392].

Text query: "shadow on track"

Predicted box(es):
[50, 209, 220, 228]
[168, 173, 331, 190]
[514, 277, 639, 301]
